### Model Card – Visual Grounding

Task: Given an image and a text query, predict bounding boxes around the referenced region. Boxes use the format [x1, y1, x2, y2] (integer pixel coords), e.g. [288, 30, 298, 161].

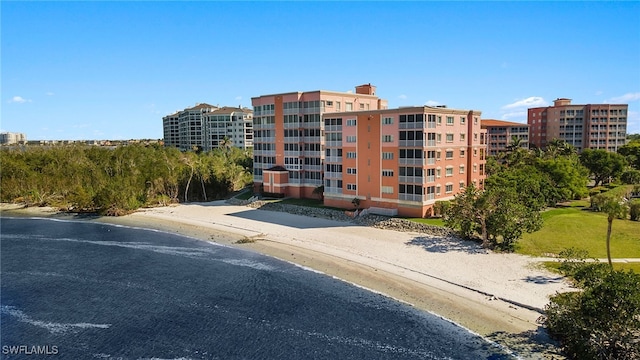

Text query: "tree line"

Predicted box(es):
[0, 144, 253, 215]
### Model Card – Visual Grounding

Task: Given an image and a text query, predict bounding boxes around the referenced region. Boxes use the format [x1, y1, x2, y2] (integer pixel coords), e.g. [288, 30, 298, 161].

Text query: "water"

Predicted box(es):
[1, 217, 512, 359]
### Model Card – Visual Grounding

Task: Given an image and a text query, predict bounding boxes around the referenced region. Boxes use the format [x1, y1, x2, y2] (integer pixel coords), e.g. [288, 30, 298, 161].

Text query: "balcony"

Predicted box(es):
[399, 140, 424, 147]
[399, 176, 423, 184]
[399, 193, 425, 202]
[325, 172, 343, 180]
[399, 158, 426, 166]
[399, 122, 424, 129]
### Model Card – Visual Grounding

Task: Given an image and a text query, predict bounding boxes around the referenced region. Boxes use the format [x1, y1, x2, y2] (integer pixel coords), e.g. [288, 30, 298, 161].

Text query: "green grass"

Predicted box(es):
[517, 205, 640, 258]
[408, 217, 445, 227]
[235, 190, 254, 200]
[542, 261, 640, 273]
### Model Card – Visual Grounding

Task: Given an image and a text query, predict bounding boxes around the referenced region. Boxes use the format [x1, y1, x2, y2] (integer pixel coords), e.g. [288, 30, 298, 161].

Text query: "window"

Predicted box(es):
[347, 152, 357, 158]
[383, 117, 393, 124]
[382, 152, 394, 160]
[460, 117, 466, 124]
[436, 168, 441, 178]
[437, 134, 442, 143]
[382, 135, 393, 142]
[381, 186, 394, 194]
[346, 119, 357, 126]
[445, 167, 453, 176]
[347, 184, 357, 190]
[460, 181, 465, 189]
[346, 102, 353, 111]
[347, 168, 357, 175]
[437, 116, 442, 125]
[460, 149, 465, 157]
[473, 164, 477, 172]
[446, 116, 454, 125]
[445, 184, 453, 193]
[360, 103, 365, 109]
[336, 102, 341, 110]
[459, 165, 465, 174]
[382, 170, 394, 177]
[445, 150, 454, 159]
[460, 133, 466, 141]
[326, 101, 333, 107]
[446, 134, 454, 142]
[436, 185, 441, 195]
[346, 135, 357, 143]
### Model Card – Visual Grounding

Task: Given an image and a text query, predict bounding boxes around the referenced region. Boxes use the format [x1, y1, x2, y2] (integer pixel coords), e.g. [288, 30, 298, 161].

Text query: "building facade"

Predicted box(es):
[0, 132, 26, 145]
[203, 107, 253, 150]
[163, 104, 253, 151]
[252, 84, 387, 199]
[481, 119, 529, 157]
[528, 98, 628, 152]
[252, 84, 486, 217]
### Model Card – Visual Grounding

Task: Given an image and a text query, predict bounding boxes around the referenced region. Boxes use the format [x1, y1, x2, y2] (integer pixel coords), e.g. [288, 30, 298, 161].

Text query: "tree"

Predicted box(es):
[580, 149, 628, 186]
[443, 184, 542, 250]
[618, 140, 640, 169]
[601, 196, 630, 268]
[312, 185, 324, 201]
[545, 261, 640, 360]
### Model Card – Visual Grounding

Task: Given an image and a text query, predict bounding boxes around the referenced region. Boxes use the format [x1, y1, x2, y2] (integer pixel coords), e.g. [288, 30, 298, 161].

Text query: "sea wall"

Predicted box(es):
[242, 200, 455, 238]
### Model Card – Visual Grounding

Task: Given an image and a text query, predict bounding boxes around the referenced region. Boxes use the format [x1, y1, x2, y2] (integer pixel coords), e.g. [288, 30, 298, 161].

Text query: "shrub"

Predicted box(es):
[432, 201, 450, 217]
[545, 269, 640, 360]
[630, 199, 640, 221]
[621, 169, 640, 185]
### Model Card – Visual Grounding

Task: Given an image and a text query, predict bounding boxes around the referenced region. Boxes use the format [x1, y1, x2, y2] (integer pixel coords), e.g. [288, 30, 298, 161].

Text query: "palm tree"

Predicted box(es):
[602, 196, 630, 268]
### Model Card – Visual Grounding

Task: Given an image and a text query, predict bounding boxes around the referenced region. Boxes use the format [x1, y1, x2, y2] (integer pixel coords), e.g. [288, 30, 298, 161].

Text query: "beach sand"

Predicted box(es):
[2, 202, 571, 358]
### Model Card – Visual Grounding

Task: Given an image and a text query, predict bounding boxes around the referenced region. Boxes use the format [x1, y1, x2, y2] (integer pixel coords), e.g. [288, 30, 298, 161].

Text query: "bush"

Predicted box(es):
[630, 199, 640, 221]
[545, 250, 640, 359]
[545, 269, 640, 360]
[432, 201, 450, 217]
[621, 169, 640, 184]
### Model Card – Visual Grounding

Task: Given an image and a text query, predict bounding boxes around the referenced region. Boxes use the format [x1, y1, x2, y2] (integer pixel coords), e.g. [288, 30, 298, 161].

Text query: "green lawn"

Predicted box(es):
[517, 206, 640, 258]
[542, 261, 640, 273]
[408, 217, 445, 227]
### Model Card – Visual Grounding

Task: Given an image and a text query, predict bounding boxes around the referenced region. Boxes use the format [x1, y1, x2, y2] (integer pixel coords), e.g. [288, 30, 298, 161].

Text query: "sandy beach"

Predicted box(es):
[2, 202, 572, 357]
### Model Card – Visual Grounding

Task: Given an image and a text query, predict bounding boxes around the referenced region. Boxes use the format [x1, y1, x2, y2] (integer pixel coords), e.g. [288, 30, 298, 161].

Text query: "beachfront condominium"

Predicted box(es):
[252, 84, 486, 217]
[480, 119, 529, 157]
[527, 98, 628, 153]
[163, 104, 253, 151]
[252, 84, 387, 198]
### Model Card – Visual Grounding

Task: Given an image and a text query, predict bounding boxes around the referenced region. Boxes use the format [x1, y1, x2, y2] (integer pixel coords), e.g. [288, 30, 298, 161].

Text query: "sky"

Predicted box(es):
[2, 1, 639, 140]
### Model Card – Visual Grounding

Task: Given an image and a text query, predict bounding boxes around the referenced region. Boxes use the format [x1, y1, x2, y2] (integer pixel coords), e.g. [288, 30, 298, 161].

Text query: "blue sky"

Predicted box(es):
[2, 1, 639, 140]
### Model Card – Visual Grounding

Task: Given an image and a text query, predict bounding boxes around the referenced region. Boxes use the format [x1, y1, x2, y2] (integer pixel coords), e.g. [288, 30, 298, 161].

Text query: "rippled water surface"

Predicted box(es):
[1, 217, 512, 359]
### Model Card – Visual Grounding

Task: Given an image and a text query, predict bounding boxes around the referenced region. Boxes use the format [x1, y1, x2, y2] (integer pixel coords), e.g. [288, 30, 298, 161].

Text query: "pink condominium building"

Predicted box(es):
[251, 84, 486, 217]
[528, 98, 628, 153]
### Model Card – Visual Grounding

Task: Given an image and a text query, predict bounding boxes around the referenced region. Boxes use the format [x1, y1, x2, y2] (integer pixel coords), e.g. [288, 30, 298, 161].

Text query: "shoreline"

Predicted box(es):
[1, 203, 569, 358]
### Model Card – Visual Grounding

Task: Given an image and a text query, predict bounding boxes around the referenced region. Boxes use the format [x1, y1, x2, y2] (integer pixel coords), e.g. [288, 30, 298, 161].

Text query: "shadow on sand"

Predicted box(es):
[406, 236, 489, 255]
[523, 275, 565, 284]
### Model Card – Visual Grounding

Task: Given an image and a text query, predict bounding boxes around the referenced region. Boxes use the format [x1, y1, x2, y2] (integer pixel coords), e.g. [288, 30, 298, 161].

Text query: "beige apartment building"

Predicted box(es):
[163, 104, 253, 151]
[481, 119, 529, 157]
[528, 98, 628, 152]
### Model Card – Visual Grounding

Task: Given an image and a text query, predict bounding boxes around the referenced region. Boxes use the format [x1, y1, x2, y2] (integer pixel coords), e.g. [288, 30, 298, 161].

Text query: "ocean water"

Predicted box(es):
[0, 217, 513, 359]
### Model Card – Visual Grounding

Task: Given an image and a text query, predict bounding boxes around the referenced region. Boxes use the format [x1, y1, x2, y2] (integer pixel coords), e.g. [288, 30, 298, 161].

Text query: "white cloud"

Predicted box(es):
[425, 100, 441, 107]
[398, 94, 407, 100]
[235, 96, 242, 101]
[502, 96, 547, 110]
[8, 96, 32, 103]
[606, 92, 640, 103]
[501, 111, 527, 121]
[46, 92, 54, 96]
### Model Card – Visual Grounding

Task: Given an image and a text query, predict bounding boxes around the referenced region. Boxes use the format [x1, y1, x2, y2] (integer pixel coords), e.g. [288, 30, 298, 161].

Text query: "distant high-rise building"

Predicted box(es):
[0, 132, 26, 145]
[481, 119, 529, 157]
[252, 84, 486, 217]
[528, 98, 628, 152]
[162, 104, 253, 151]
